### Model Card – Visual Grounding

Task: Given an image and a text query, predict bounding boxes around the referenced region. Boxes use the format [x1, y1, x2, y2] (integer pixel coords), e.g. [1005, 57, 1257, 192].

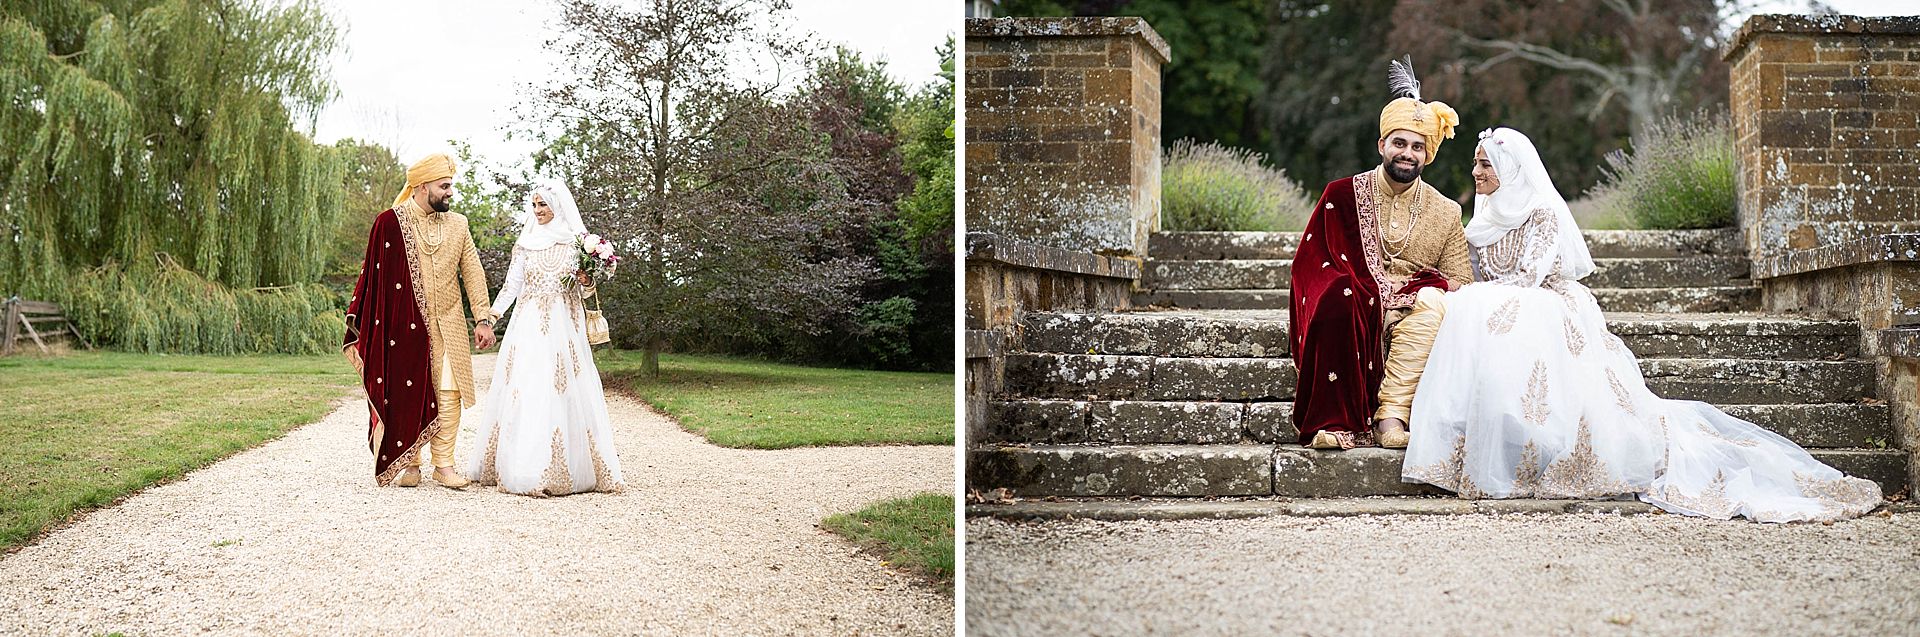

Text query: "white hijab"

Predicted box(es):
[515, 177, 588, 250]
[1466, 127, 1595, 282]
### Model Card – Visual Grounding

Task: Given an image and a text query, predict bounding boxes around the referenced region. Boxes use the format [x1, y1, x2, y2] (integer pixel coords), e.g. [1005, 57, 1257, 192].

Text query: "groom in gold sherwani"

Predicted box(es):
[348, 153, 498, 487]
[1290, 58, 1474, 451]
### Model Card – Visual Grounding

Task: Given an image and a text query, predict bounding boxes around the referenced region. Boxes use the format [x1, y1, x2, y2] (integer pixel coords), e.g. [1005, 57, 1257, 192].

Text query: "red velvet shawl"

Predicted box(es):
[344, 209, 440, 485]
[1290, 171, 1454, 444]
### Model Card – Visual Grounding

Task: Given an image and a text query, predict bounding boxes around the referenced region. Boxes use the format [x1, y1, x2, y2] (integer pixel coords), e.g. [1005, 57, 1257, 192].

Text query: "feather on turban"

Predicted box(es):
[1377, 56, 1458, 165]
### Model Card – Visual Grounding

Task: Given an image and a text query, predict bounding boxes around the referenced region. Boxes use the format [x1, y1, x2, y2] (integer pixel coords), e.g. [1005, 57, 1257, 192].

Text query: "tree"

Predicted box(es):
[329, 138, 404, 280]
[790, 42, 955, 370]
[1259, 0, 1401, 190]
[888, 39, 957, 370]
[0, 1, 344, 297]
[1387, 0, 1733, 197]
[526, 0, 872, 377]
[1405, 0, 1732, 148]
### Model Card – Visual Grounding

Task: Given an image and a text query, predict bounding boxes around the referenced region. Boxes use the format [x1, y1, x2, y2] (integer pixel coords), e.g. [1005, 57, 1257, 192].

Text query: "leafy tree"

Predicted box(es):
[526, 0, 872, 377]
[796, 42, 955, 370]
[328, 138, 403, 281]
[0, 1, 344, 297]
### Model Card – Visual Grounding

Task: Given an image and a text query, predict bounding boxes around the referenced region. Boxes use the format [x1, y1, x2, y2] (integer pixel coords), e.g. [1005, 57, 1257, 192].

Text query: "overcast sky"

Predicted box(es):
[312, 0, 956, 167]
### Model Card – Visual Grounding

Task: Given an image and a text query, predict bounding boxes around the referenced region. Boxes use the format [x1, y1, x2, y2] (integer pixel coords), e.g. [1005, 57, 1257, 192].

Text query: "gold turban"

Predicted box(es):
[1378, 97, 1459, 165]
[391, 153, 458, 208]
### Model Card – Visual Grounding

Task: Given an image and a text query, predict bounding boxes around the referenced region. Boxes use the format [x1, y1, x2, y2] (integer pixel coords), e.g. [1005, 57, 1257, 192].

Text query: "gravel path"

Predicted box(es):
[0, 354, 955, 636]
[967, 512, 1920, 636]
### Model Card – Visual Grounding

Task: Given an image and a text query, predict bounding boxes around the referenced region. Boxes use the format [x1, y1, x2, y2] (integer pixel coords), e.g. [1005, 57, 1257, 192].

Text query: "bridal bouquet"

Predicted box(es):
[572, 233, 620, 289]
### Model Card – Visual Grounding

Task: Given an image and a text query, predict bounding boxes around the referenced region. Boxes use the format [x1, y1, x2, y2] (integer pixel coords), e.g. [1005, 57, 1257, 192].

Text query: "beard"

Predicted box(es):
[1384, 157, 1421, 183]
[428, 194, 451, 213]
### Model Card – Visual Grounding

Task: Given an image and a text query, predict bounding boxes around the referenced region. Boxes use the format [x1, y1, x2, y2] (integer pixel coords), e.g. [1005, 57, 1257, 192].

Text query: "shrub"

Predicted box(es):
[1584, 110, 1736, 230]
[1161, 139, 1312, 231]
[57, 257, 342, 355]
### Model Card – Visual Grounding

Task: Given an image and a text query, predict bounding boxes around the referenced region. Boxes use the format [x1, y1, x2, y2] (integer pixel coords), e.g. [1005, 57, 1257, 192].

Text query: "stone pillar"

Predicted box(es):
[964, 17, 1170, 258]
[1727, 14, 1920, 260]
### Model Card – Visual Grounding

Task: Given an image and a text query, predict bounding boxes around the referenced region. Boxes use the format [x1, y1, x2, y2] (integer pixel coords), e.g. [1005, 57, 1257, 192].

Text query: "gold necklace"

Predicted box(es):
[402, 200, 448, 256]
[1382, 185, 1422, 260]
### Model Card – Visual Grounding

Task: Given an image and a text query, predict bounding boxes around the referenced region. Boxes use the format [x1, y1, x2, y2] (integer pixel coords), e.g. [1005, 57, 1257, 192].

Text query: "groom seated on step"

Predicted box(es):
[1289, 57, 1474, 451]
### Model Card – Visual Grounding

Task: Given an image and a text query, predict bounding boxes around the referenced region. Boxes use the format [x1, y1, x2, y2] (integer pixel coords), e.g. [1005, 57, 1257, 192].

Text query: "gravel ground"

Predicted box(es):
[0, 354, 955, 636]
[967, 512, 1920, 636]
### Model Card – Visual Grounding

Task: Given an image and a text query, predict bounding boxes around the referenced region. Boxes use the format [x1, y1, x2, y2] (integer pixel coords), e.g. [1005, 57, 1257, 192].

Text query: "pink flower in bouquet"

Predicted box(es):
[574, 232, 619, 287]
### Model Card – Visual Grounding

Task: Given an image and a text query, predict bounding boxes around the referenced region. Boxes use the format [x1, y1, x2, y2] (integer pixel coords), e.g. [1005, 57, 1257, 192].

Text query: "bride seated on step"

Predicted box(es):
[1401, 127, 1880, 523]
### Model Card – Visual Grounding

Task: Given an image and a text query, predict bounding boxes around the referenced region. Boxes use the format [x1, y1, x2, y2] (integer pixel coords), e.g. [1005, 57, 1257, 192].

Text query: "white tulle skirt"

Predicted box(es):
[464, 291, 626, 496]
[1404, 281, 1880, 522]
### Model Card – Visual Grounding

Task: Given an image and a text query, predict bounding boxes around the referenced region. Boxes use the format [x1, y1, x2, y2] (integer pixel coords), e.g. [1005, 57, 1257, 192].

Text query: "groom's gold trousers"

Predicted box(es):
[418, 351, 462, 469]
[1374, 286, 1448, 423]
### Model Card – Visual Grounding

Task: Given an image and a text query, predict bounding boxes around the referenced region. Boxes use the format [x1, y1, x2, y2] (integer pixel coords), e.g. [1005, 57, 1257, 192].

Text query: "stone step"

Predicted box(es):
[967, 444, 1907, 498]
[967, 498, 1666, 521]
[1142, 259, 1291, 291]
[1022, 310, 1858, 360]
[1149, 229, 1744, 261]
[1149, 232, 1302, 261]
[1134, 286, 1762, 313]
[984, 399, 1893, 449]
[1581, 257, 1750, 289]
[1004, 353, 1875, 404]
[1141, 257, 1750, 291]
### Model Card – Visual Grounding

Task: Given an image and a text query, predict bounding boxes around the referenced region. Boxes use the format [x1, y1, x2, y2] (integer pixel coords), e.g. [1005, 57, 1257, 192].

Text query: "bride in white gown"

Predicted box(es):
[1402, 127, 1880, 522]
[464, 178, 625, 496]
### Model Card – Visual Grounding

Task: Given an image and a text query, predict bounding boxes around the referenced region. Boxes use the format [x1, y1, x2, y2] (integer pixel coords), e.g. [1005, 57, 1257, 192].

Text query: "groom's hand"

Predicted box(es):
[344, 346, 363, 373]
[474, 324, 496, 350]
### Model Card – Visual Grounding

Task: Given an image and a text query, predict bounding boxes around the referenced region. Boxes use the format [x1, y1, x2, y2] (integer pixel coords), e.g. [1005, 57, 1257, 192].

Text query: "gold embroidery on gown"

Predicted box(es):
[1521, 361, 1551, 425]
[1538, 418, 1634, 498]
[1487, 297, 1520, 334]
[541, 428, 572, 495]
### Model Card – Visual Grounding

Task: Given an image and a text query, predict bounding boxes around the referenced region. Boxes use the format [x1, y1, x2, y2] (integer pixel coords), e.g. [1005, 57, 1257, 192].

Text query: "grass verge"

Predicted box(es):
[0, 352, 355, 551]
[822, 492, 955, 594]
[599, 351, 953, 449]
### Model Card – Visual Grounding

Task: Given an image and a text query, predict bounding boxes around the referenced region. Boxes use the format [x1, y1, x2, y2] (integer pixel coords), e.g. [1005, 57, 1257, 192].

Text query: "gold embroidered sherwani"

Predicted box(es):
[1369, 165, 1474, 423]
[396, 199, 495, 407]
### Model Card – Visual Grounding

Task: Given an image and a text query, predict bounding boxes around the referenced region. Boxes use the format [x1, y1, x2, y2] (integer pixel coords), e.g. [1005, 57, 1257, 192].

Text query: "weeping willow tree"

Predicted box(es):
[0, 0, 348, 353]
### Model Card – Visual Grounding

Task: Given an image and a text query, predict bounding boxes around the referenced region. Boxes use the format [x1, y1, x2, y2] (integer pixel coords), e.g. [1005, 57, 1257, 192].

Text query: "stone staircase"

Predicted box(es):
[969, 229, 1909, 506]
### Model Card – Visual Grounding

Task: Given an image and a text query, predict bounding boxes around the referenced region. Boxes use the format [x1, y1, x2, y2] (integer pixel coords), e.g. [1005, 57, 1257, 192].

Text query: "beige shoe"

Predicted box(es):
[1309, 431, 1346, 450]
[433, 468, 471, 489]
[396, 467, 421, 487]
[1376, 419, 1410, 449]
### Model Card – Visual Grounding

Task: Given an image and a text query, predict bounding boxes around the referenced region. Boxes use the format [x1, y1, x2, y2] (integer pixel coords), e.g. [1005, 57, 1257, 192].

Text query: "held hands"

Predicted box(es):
[474, 324, 497, 350]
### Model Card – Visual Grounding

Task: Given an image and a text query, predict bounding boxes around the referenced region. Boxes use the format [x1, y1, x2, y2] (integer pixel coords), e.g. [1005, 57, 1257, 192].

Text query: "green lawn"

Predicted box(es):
[599, 351, 954, 449]
[822, 492, 955, 593]
[0, 352, 355, 550]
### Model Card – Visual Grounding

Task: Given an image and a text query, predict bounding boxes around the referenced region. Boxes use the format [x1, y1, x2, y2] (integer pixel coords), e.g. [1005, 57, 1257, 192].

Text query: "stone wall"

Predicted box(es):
[964, 17, 1169, 257]
[963, 233, 1139, 444]
[1727, 14, 1920, 259]
[1730, 14, 1920, 489]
